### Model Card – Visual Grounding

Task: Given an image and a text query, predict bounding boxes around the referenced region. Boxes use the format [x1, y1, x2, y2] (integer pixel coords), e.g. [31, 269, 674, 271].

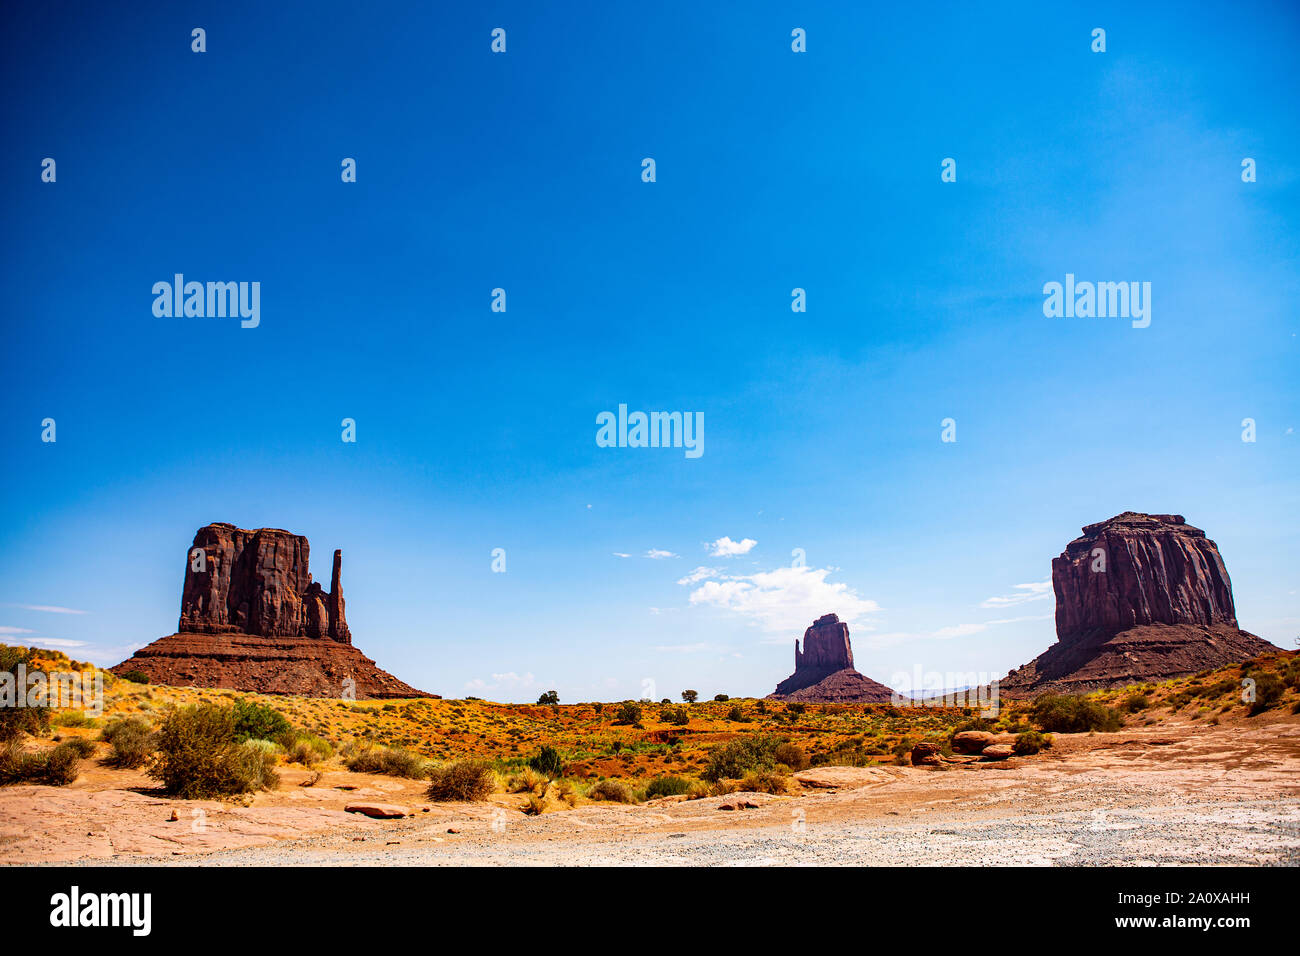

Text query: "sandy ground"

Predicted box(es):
[4, 715, 1299, 866]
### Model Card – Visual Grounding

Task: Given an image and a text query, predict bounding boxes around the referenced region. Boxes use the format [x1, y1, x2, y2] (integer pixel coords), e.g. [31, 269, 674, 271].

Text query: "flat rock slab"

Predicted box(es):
[793, 766, 902, 789]
[344, 803, 410, 819]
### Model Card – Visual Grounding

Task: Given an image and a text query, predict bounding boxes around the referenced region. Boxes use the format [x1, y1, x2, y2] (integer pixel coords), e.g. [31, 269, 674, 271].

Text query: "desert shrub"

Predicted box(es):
[118, 670, 151, 684]
[0, 741, 83, 786]
[1122, 693, 1150, 713]
[614, 701, 642, 725]
[536, 690, 559, 705]
[60, 736, 96, 758]
[51, 710, 97, 729]
[681, 690, 698, 703]
[1247, 672, 1286, 716]
[231, 700, 292, 743]
[521, 792, 547, 815]
[1013, 730, 1052, 756]
[586, 779, 636, 803]
[343, 743, 429, 778]
[726, 704, 745, 722]
[148, 703, 280, 798]
[282, 733, 332, 766]
[658, 704, 689, 725]
[773, 741, 810, 771]
[507, 767, 547, 793]
[1030, 694, 1121, 733]
[527, 745, 565, 778]
[1200, 678, 1238, 698]
[426, 760, 495, 801]
[950, 715, 995, 735]
[787, 702, 806, 715]
[644, 775, 692, 798]
[702, 736, 784, 781]
[0, 651, 50, 742]
[738, 770, 790, 795]
[102, 717, 154, 769]
[554, 778, 577, 806]
[714, 694, 729, 702]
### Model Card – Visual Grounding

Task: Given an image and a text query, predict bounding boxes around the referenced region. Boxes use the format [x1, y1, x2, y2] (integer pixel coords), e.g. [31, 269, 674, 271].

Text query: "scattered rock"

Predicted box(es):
[911, 742, 942, 766]
[981, 745, 1015, 761]
[344, 803, 409, 819]
[952, 731, 997, 754]
[167, 811, 179, 822]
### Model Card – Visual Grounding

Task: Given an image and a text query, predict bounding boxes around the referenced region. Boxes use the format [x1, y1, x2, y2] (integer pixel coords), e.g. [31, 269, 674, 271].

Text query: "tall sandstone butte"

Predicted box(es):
[1001, 512, 1275, 695]
[768, 613, 894, 702]
[113, 523, 431, 699]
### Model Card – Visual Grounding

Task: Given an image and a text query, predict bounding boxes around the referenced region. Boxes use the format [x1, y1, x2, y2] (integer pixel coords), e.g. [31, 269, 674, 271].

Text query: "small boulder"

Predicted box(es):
[911, 742, 942, 766]
[981, 744, 1015, 761]
[952, 731, 997, 754]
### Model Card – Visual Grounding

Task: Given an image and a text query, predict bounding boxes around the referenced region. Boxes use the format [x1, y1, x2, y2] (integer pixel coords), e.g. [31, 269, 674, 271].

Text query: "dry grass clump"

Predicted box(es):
[101, 716, 153, 768]
[426, 760, 496, 801]
[342, 742, 430, 778]
[586, 778, 636, 803]
[0, 741, 84, 785]
[507, 767, 548, 793]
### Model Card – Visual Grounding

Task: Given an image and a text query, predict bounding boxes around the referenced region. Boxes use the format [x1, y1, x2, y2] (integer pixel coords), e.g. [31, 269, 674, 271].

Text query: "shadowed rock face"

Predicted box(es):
[179, 523, 351, 643]
[1053, 512, 1237, 643]
[114, 523, 429, 699]
[769, 613, 894, 702]
[1002, 513, 1275, 695]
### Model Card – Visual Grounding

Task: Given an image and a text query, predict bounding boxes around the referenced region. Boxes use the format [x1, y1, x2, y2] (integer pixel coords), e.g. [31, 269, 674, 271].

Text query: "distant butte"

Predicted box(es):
[767, 613, 895, 703]
[112, 523, 432, 699]
[1000, 512, 1276, 695]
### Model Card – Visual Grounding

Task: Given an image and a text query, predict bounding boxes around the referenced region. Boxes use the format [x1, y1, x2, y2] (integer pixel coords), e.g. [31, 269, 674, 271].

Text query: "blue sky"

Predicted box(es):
[2, 1, 1297, 701]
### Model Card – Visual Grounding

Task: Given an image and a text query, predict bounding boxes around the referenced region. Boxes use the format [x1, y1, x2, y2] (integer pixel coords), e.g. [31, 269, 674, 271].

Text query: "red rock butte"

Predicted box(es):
[112, 523, 432, 699]
[767, 613, 895, 702]
[1000, 512, 1276, 695]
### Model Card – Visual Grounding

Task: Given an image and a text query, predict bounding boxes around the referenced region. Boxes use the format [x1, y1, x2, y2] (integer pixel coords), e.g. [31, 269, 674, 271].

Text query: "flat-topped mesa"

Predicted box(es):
[1001, 511, 1275, 696]
[178, 523, 350, 644]
[1053, 511, 1237, 644]
[795, 613, 854, 674]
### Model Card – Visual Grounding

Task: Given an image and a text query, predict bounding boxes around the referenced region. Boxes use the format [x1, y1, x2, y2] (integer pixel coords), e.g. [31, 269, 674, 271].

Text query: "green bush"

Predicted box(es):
[738, 770, 790, 794]
[702, 736, 786, 781]
[1013, 730, 1052, 755]
[644, 775, 692, 798]
[231, 700, 292, 743]
[614, 701, 642, 725]
[426, 761, 495, 801]
[102, 717, 154, 769]
[1246, 672, 1286, 716]
[1030, 694, 1121, 733]
[527, 745, 565, 778]
[773, 741, 810, 771]
[713, 694, 729, 702]
[281, 732, 332, 766]
[658, 704, 690, 725]
[726, 704, 745, 722]
[0, 706, 50, 743]
[1122, 693, 1150, 713]
[148, 703, 280, 798]
[118, 670, 151, 684]
[536, 690, 559, 705]
[586, 779, 636, 803]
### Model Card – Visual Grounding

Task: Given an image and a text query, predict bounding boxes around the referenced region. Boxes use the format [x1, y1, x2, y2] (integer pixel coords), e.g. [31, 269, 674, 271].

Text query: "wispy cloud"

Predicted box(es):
[707, 536, 757, 557]
[644, 549, 678, 560]
[676, 566, 718, 586]
[0, 626, 35, 635]
[682, 565, 879, 634]
[4, 604, 89, 615]
[979, 580, 1052, 609]
[24, 638, 89, 649]
[612, 552, 631, 558]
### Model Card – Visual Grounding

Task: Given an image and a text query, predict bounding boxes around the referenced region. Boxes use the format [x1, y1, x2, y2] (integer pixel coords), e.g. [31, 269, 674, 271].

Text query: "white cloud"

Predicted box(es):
[683, 565, 879, 634]
[612, 552, 631, 558]
[644, 549, 678, 560]
[979, 580, 1052, 609]
[4, 604, 88, 615]
[0, 626, 35, 635]
[464, 671, 538, 694]
[676, 566, 718, 586]
[26, 638, 89, 649]
[707, 536, 757, 557]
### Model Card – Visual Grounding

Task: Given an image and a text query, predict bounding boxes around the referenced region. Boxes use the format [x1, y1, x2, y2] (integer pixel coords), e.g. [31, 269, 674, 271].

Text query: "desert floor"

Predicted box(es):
[4, 713, 1298, 866]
